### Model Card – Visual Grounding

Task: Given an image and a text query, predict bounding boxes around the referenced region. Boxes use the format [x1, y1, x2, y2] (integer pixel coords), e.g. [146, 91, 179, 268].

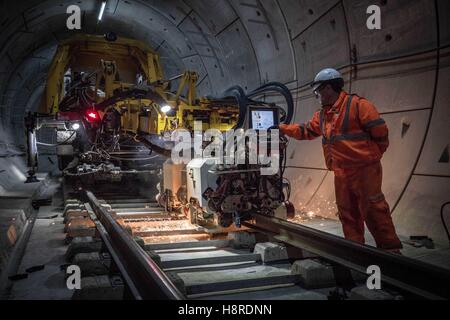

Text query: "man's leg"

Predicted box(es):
[334, 170, 365, 244]
[358, 162, 402, 250]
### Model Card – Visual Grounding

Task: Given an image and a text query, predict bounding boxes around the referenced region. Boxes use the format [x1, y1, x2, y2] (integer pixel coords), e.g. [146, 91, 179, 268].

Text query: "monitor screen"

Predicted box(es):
[250, 108, 278, 130]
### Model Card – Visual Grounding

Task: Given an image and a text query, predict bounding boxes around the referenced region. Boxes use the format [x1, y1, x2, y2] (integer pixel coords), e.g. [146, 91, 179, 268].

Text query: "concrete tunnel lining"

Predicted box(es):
[0, 0, 449, 254]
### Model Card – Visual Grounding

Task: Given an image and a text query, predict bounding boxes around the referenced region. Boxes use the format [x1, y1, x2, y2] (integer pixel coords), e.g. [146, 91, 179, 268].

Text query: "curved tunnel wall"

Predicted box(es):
[0, 0, 449, 244]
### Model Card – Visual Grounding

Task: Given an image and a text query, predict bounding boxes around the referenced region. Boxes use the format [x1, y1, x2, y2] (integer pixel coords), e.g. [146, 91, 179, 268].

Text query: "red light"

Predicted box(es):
[85, 109, 100, 122]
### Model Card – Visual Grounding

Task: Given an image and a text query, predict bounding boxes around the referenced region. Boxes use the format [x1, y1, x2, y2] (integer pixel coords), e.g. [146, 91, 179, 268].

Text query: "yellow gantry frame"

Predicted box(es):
[39, 34, 238, 136]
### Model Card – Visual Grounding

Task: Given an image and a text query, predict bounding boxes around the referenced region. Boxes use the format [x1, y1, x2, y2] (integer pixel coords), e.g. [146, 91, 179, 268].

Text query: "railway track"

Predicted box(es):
[61, 190, 450, 300]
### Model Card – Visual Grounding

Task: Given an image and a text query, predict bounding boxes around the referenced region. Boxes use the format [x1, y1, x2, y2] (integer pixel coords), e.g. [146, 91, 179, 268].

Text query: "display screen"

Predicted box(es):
[250, 108, 278, 130]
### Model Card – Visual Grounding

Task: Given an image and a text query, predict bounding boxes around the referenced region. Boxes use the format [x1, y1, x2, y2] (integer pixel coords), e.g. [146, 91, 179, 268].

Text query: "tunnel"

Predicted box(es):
[0, 0, 449, 301]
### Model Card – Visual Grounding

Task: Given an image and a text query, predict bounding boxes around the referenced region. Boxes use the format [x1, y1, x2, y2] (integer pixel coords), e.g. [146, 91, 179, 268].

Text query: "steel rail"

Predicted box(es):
[85, 190, 184, 300]
[243, 214, 450, 300]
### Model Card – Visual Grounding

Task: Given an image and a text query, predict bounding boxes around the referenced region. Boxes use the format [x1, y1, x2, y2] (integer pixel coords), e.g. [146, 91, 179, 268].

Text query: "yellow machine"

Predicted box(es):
[38, 34, 239, 138]
[26, 33, 294, 228]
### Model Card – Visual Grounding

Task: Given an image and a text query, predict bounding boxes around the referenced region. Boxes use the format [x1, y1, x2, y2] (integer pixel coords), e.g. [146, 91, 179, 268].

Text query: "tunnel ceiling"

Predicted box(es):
[0, 0, 449, 244]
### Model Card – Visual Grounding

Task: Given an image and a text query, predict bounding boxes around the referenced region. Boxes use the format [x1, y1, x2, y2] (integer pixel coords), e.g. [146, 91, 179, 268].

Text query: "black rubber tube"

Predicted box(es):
[222, 85, 248, 129]
[441, 202, 450, 245]
[247, 82, 294, 125]
[220, 82, 294, 129]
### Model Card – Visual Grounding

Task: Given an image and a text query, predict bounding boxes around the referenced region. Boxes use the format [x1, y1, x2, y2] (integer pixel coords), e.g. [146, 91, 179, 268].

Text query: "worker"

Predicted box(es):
[279, 68, 402, 253]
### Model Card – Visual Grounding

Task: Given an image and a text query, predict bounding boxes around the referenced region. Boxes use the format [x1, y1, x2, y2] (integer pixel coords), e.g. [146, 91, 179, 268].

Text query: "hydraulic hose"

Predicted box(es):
[220, 82, 294, 129]
[221, 85, 248, 129]
[441, 201, 450, 245]
[247, 82, 294, 125]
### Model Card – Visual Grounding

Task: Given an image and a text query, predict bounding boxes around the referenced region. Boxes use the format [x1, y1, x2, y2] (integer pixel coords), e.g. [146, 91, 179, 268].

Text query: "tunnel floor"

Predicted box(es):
[300, 217, 450, 270]
[1, 173, 449, 300]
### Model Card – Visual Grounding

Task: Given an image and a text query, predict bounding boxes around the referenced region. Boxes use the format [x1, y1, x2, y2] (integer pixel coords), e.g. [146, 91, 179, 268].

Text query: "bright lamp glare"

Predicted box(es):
[98, 1, 107, 21]
[71, 123, 80, 130]
[88, 112, 97, 119]
[161, 105, 172, 114]
[10, 165, 26, 182]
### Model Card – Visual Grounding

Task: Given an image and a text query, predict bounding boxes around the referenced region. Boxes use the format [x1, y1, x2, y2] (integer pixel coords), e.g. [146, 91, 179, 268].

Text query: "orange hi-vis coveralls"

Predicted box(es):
[280, 91, 402, 250]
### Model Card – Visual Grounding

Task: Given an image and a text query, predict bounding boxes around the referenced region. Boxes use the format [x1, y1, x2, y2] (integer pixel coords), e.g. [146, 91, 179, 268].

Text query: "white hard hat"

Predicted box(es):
[311, 68, 343, 91]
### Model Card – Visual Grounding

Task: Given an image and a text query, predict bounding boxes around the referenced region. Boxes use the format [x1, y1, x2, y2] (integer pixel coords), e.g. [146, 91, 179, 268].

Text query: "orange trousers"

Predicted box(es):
[334, 161, 402, 250]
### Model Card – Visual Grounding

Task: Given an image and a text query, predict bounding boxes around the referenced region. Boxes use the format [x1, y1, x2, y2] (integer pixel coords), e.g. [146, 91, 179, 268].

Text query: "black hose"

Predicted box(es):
[219, 82, 294, 129]
[441, 201, 450, 245]
[137, 136, 172, 158]
[95, 88, 167, 111]
[222, 85, 248, 129]
[285, 177, 291, 201]
[247, 82, 294, 125]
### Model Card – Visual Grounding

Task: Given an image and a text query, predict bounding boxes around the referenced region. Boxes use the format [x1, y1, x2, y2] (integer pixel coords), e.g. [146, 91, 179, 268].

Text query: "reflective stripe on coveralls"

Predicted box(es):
[280, 92, 402, 250]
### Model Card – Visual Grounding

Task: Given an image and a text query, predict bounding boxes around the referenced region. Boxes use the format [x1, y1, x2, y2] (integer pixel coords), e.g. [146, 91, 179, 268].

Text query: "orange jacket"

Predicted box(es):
[280, 91, 388, 171]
